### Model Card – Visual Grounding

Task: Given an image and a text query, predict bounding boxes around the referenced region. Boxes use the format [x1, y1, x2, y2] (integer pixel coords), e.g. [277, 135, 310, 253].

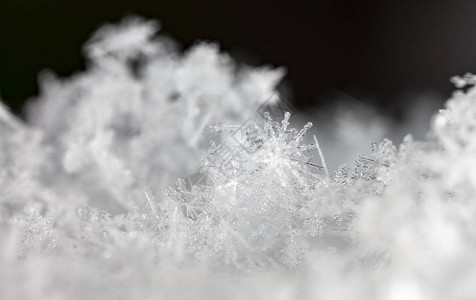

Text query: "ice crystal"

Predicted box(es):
[157, 112, 328, 269]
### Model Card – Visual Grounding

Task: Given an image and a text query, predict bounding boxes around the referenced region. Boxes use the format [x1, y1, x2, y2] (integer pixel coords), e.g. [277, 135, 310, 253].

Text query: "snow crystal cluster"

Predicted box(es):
[1, 17, 476, 300]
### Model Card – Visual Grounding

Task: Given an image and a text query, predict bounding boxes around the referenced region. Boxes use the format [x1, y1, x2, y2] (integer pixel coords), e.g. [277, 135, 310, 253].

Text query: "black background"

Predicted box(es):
[1, 0, 476, 118]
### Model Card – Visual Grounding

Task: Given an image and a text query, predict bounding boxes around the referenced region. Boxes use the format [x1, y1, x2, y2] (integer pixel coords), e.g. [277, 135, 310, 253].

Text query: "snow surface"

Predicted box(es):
[1, 17, 476, 300]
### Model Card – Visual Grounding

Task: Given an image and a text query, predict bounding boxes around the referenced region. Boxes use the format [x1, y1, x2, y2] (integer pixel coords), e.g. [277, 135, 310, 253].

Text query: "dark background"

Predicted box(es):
[1, 0, 476, 118]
